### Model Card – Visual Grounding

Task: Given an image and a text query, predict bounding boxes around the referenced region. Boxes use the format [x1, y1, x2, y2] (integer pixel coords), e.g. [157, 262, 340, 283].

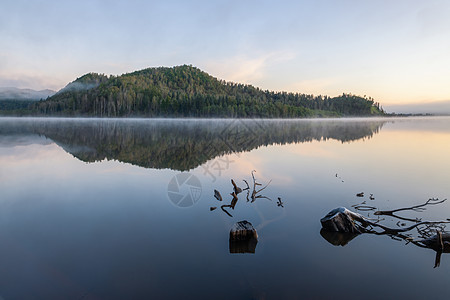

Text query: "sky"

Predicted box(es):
[1, 0, 450, 106]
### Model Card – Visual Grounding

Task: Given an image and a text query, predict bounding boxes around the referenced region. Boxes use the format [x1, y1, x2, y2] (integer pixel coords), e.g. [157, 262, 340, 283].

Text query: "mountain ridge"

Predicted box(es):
[0, 87, 56, 101]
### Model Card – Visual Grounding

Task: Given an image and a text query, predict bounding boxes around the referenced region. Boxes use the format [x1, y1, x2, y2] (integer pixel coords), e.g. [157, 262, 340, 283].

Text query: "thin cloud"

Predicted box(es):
[203, 51, 296, 85]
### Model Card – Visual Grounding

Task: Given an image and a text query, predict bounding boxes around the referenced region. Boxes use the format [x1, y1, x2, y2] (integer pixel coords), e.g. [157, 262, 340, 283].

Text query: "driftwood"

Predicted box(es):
[250, 170, 272, 202]
[321, 201, 450, 267]
[212, 171, 280, 218]
[221, 205, 233, 217]
[231, 179, 242, 194]
[214, 189, 223, 201]
[322, 206, 450, 235]
[220, 192, 239, 217]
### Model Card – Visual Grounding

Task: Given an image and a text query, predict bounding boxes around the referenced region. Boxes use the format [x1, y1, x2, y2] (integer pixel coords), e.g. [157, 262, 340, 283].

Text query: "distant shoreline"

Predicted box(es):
[0, 115, 447, 121]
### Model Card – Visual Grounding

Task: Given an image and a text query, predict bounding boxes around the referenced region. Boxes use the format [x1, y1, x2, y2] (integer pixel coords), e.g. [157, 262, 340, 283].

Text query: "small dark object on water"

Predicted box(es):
[214, 189, 223, 201]
[277, 197, 284, 208]
[356, 192, 364, 197]
[210, 207, 217, 211]
[369, 194, 375, 200]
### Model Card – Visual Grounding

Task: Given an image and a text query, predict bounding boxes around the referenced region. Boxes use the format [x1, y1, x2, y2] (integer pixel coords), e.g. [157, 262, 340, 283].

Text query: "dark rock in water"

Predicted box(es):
[320, 228, 359, 246]
[356, 192, 364, 197]
[230, 220, 258, 241]
[320, 207, 367, 234]
[210, 207, 217, 211]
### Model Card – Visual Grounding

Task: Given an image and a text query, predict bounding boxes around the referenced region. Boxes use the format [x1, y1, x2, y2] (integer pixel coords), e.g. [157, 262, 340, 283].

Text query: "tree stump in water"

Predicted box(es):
[230, 220, 258, 240]
[320, 207, 367, 234]
[229, 220, 258, 253]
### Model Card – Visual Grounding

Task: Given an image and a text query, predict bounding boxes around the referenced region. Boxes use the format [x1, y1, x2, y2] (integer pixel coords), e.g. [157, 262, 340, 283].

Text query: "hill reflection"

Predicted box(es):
[0, 118, 387, 170]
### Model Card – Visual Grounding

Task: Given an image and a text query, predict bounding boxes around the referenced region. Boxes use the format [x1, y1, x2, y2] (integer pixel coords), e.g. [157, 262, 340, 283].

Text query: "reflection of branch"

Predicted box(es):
[375, 198, 447, 216]
[367, 220, 450, 235]
[251, 170, 272, 203]
[242, 180, 250, 191]
[435, 231, 444, 268]
[255, 201, 287, 231]
[242, 179, 250, 202]
[256, 180, 272, 194]
[352, 201, 377, 211]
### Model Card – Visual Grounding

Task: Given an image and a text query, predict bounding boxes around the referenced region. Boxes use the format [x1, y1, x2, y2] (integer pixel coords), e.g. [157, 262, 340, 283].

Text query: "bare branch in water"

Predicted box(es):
[256, 179, 272, 194]
[242, 180, 250, 191]
[212, 170, 280, 217]
[375, 198, 447, 216]
[321, 200, 450, 268]
[231, 179, 242, 194]
[221, 205, 233, 217]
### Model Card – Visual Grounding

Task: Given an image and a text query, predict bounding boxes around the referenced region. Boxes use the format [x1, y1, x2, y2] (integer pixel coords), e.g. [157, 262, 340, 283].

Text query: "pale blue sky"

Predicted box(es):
[1, 0, 450, 104]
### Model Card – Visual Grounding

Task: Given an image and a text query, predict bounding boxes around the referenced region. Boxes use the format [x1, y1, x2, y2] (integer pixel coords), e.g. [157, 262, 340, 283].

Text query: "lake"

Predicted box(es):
[0, 116, 450, 299]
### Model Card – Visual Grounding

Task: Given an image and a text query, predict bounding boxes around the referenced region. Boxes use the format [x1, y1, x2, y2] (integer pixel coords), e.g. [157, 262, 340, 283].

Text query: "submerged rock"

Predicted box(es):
[320, 228, 359, 246]
[229, 238, 258, 254]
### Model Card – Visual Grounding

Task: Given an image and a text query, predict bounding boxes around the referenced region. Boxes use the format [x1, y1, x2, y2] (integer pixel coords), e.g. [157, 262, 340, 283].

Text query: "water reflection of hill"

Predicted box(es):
[0, 119, 387, 171]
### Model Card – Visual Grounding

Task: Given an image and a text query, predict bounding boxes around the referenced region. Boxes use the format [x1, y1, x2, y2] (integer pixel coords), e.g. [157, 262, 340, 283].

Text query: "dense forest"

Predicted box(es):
[30, 65, 384, 118]
[0, 100, 37, 112]
[1, 119, 386, 170]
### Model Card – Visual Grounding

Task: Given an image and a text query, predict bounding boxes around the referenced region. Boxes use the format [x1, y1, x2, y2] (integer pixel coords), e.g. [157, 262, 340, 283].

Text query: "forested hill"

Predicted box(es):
[32, 65, 384, 118]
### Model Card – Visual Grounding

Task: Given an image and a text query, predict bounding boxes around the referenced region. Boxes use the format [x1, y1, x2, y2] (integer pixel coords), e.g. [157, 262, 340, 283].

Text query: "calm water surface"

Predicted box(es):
[0, 117, 450, 299]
